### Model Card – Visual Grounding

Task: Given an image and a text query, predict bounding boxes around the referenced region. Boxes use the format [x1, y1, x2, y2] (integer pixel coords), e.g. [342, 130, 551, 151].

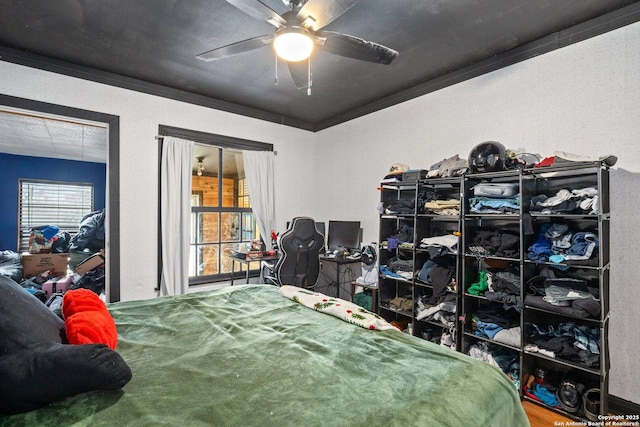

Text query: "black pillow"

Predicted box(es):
[0, 275, 132, 415]
[0, 342, 132, 414]
[0, 274, 66, 354]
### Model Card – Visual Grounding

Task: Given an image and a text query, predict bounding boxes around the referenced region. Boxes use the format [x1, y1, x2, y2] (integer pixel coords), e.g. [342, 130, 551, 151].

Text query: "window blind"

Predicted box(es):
[18, 179, 94, 252]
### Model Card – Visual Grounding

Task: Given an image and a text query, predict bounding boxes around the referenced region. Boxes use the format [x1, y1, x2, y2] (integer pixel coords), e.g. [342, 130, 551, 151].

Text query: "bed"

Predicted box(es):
[1, 284, 529, 426]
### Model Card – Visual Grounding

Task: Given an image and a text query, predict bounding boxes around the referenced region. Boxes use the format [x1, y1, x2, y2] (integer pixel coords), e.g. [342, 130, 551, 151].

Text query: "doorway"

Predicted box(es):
[0, 94, 121, 301]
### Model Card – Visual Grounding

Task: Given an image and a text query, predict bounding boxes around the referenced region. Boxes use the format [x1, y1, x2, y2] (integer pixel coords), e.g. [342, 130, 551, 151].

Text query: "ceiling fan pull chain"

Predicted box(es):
[275, 54, 279, 85]
[307, 56, 312, 96]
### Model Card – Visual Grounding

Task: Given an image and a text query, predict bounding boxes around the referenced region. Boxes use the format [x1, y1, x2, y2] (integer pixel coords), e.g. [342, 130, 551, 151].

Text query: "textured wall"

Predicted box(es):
[317, 21, 640, 404]
[0, 61, 317, 302]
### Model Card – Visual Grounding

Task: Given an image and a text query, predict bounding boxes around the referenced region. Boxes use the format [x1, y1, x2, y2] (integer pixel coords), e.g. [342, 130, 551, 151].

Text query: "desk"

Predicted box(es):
[319, 255, 361, 298]
[230, 253, 279, 285]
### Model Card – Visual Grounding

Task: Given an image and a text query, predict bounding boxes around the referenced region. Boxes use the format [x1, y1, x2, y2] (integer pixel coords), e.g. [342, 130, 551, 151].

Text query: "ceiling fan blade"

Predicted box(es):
[226, 0, 287, 28]
[316, 30, 398, 65]
[296, 0, 359, 31]
[287, 60, 309, 90]
[196, 34, 273, 61]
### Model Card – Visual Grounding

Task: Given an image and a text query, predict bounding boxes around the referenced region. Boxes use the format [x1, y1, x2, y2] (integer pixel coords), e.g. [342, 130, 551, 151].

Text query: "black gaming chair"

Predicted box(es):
[266, 217, 324, 288]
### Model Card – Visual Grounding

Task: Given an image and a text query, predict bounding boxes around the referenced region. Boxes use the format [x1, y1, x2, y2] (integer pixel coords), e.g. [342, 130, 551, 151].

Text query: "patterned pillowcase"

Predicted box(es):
[280, 285, 396, 331]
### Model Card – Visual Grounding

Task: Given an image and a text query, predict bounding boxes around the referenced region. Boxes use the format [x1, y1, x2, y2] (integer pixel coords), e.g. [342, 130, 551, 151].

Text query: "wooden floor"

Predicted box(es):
[523, 401, 574, 426]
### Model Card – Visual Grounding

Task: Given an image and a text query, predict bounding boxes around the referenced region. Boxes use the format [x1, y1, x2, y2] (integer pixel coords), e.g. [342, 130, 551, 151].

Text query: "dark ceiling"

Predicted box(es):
[1, 0, 639, 131]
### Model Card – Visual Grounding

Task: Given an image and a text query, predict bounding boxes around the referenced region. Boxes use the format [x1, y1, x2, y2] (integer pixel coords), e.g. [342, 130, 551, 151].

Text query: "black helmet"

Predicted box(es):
[557, 379, 585, 413]
[583, 388, 601, 421]
[468, 141, 507, 173]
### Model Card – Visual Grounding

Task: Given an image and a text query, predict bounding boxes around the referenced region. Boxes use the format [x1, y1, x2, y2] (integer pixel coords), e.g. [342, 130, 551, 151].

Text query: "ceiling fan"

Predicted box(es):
[196, 0, 399, 94]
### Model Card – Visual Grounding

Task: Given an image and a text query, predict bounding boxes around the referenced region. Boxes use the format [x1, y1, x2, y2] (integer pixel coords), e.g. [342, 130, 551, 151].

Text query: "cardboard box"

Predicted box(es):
[74, 251, 105, 275]
[21, 253, 69, 278]
[68, 251, 92, 271]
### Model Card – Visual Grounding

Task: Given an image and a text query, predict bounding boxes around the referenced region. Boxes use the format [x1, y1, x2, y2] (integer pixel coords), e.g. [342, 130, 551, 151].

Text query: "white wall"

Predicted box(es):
[317, 21, 640, 404]
[0, 61, 318, 302]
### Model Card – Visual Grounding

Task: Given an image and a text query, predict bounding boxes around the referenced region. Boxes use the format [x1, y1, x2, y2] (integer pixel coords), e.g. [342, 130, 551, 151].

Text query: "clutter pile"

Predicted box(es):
[0, 209, 107, 320]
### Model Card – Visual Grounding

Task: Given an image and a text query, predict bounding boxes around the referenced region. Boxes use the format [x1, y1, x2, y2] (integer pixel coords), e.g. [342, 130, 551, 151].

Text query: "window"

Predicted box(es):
[189, 147, 260, 284]
[158, 125, 273, 286]
[18, 179, 94, 252]
[238, 179, 251, 208]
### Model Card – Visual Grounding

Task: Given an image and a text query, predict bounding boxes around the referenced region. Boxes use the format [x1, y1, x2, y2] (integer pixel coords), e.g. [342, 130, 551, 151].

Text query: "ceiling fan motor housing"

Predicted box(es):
[283, 0, 307, 11]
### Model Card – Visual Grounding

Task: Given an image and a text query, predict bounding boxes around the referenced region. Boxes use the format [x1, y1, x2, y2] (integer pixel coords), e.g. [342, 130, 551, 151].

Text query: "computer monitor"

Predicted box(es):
[327, 221, 361, 251]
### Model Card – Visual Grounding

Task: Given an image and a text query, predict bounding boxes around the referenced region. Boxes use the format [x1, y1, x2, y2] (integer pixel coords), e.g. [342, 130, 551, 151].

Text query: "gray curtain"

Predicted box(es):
[242, 150, 276, 250]
[160, 136, 194, 295]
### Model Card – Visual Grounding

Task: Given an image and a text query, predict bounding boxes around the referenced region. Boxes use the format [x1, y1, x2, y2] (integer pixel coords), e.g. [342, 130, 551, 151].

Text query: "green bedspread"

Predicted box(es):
[1, 285, 529, 427]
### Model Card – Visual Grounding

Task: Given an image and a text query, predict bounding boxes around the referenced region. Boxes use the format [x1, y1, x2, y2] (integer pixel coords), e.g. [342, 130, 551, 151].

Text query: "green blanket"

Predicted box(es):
[0, 285, 529, 427]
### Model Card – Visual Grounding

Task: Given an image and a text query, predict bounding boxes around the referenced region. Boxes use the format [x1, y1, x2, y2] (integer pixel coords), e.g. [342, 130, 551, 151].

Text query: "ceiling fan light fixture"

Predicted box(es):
[196, 157, 205, 176]
[274, 28, 313, 62]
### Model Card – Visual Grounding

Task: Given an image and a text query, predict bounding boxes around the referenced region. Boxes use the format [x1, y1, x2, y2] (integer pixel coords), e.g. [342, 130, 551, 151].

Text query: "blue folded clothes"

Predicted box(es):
[379, 265, 404, 279]
[475, 320, 503, 339]
[532, 383, 560, 407]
